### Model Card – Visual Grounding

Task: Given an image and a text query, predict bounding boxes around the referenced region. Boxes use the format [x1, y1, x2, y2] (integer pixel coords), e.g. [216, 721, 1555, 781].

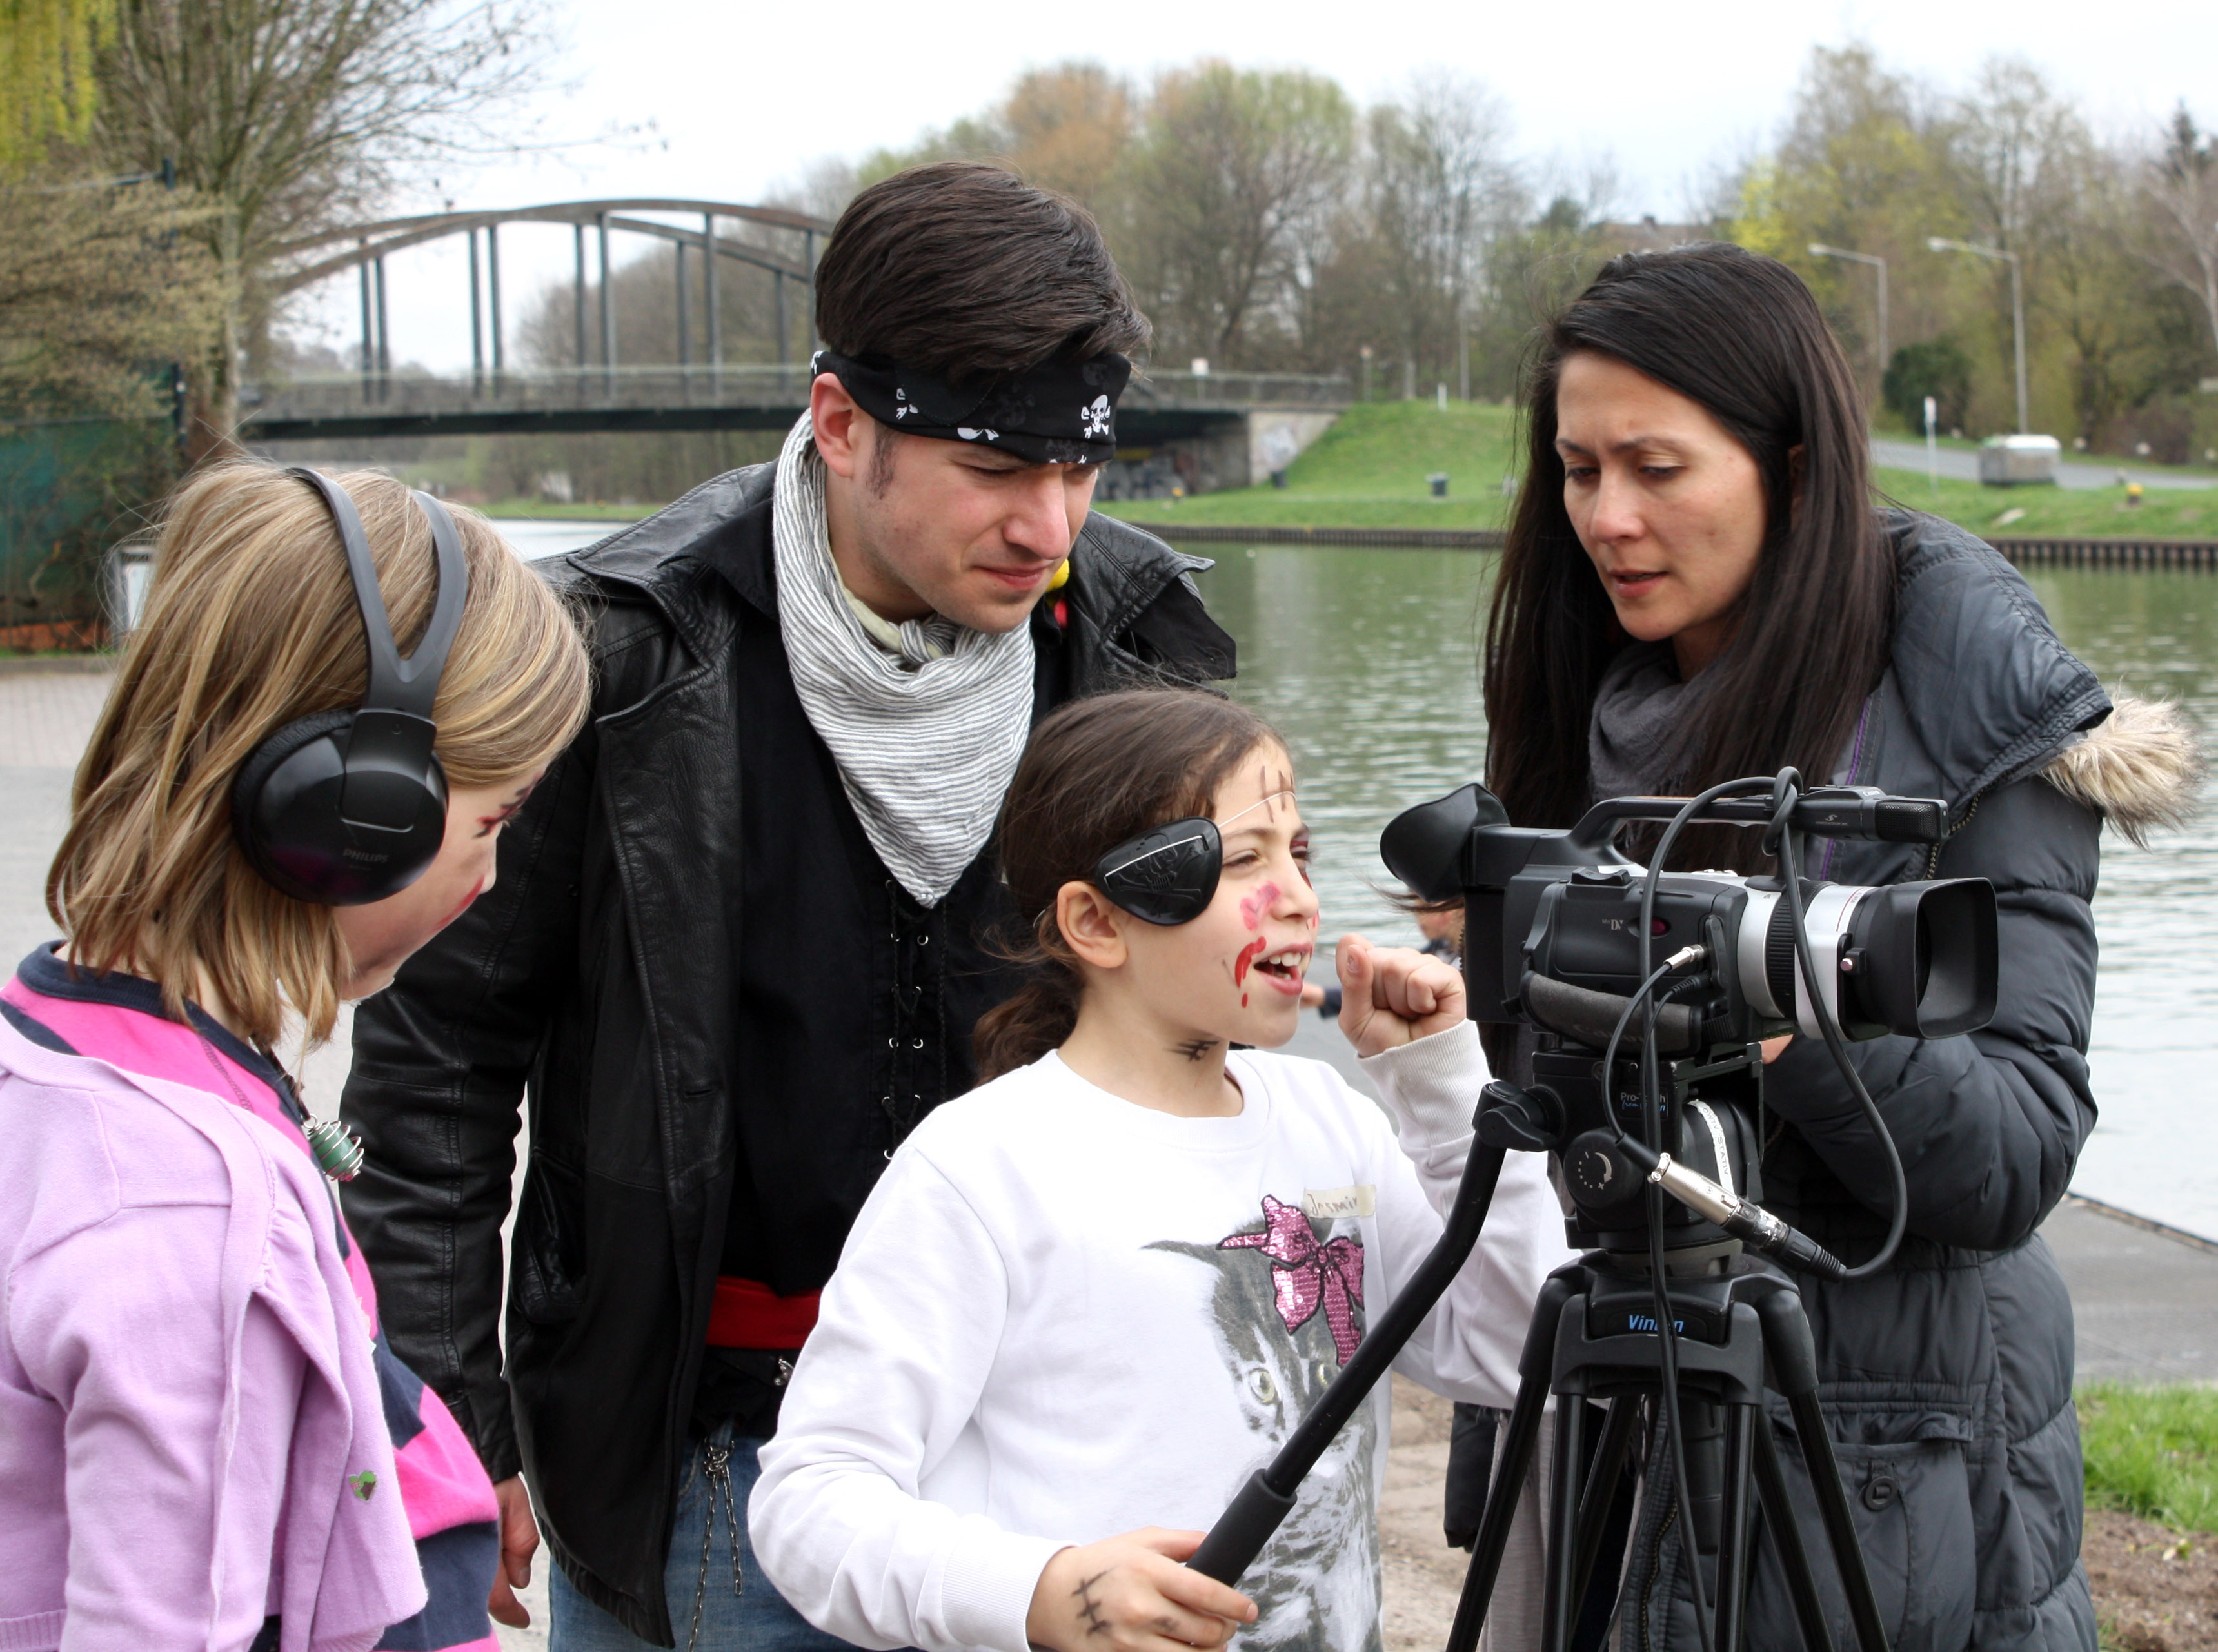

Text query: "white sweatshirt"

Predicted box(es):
[748, 1023, 1572, 1652]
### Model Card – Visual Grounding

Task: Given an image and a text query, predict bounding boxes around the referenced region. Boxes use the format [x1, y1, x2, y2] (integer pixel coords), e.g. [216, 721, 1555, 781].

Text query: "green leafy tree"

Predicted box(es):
[0, 0, 115, 171]
[1729, 46, 1963, 398]
[0, 172, 219, 419]
[1881, 337, 1971, 431]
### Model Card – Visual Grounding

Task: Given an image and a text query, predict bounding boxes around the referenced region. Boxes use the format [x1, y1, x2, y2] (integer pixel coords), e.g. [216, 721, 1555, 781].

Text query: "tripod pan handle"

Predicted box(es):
[1185, 1471, 1297, 1584]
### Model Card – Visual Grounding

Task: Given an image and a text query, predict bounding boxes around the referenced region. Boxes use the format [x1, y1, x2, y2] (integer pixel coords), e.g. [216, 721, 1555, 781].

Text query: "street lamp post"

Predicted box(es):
[1928, 236, 2028, 434]
[1807, 243, 1888, 380]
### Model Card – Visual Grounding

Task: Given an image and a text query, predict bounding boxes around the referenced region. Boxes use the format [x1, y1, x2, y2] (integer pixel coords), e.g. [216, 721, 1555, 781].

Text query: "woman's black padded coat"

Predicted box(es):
[1622, 512, 2201, 1652]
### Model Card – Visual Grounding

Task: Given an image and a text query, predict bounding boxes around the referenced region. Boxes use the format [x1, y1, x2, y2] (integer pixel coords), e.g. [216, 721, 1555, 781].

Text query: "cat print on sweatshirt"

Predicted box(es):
[1152, 1196, 1385, 1652]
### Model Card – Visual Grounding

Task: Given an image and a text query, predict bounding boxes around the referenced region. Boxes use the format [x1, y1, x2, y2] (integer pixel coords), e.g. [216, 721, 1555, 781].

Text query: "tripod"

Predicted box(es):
[1448, 1248, 1888, 1652]
[1186, 1077, 1894, 1652]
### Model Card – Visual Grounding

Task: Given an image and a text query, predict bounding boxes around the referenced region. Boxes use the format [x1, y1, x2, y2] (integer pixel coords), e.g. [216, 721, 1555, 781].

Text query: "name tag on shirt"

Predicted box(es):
[1302, 1185, 1376, 1220]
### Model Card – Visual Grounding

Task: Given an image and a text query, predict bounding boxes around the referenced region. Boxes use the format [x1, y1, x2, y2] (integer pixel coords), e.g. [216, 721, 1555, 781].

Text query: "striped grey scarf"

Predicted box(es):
[771, 413, 1035, 906]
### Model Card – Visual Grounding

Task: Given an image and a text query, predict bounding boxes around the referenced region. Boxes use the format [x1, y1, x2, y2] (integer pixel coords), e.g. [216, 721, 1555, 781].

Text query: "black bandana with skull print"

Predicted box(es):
[811, 349, 1131, 464]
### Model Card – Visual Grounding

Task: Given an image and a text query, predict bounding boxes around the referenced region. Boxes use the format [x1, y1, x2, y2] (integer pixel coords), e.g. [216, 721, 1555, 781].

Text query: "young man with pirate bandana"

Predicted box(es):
[339, 162, 1236, 1651]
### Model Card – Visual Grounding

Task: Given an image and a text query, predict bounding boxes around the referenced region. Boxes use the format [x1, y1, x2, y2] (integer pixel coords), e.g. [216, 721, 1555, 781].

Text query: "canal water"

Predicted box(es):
[497, 523, 2218, 1240]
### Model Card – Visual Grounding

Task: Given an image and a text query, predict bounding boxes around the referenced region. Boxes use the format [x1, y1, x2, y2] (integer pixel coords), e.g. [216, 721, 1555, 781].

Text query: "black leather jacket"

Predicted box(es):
[339, 464, 1234, 1642]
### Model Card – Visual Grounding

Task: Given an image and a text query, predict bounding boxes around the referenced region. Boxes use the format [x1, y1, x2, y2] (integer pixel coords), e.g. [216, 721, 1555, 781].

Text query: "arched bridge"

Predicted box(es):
[242, 197, 1350, 489]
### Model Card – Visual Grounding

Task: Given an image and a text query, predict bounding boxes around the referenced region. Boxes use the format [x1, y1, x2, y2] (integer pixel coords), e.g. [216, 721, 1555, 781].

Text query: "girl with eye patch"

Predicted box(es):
[748, 688, 1572, 1652]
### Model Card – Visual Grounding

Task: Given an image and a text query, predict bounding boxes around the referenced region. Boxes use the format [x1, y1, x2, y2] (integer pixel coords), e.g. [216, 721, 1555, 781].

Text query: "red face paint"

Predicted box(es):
[1234, 938, 1267, 985]
[1241, 883, 1282, 931]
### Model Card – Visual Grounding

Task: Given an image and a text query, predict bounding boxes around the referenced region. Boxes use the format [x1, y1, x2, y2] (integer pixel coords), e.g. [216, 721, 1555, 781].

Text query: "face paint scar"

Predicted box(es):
[1241, 883, 1282, 931]
[1234, 937, 1267, 986]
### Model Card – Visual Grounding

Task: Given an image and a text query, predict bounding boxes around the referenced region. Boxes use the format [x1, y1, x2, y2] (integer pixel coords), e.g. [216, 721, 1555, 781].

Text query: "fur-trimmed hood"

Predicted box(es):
[2043, 694, 2207, 847]
[1880, 511, 2208, 847]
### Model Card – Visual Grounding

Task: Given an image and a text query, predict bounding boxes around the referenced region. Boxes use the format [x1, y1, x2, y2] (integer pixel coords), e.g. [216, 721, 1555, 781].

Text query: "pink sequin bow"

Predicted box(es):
[1220, 1195, 1365, 1361]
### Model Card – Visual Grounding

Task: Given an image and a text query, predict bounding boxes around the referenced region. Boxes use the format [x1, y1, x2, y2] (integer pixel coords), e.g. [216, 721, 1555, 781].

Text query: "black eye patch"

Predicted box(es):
[1093, 818, 1222, 927]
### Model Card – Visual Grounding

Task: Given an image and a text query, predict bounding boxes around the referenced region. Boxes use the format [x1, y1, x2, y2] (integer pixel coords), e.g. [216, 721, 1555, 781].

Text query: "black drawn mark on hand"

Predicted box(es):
[1075, 1570, 1113, 1637]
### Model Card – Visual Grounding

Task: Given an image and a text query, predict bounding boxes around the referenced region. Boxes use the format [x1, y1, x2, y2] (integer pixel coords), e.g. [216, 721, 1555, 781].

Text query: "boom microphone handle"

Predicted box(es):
[1187, 1131, 1512, 1585]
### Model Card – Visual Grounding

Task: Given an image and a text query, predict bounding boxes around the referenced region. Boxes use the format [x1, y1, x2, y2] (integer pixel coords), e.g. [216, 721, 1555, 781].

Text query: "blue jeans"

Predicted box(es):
[549, 1425, 851, 1652]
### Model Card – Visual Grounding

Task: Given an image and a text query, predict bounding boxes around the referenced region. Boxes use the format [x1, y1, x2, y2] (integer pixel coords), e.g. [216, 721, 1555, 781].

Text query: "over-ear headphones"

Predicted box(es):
[1093, 818, 1222, 926]
[229, 467, 469, 906]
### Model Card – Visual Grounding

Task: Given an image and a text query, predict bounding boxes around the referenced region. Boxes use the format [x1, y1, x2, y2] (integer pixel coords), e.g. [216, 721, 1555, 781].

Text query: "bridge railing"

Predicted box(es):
[1123, 371, 1352, 408]
[241, 366, 1354, 424]
[244, 364, 817, 418]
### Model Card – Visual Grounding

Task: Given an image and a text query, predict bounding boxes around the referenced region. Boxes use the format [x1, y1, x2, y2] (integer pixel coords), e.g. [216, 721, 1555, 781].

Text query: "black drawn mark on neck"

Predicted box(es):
[1174, 1036, 1222, 1062]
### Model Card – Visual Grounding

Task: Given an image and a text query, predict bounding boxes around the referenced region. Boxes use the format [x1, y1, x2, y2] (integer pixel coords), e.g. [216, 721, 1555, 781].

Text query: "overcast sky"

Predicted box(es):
[302, 0, 2218, 375]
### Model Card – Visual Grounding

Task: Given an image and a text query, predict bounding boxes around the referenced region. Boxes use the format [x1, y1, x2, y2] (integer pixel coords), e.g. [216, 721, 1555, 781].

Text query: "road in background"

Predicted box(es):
[1872, 438, 2218, 493]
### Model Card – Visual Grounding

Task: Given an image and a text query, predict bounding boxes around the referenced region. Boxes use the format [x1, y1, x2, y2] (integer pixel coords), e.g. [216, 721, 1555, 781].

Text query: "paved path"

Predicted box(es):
[2045, 1198, 2218, 1384]
[6, 662, 2212, 1652]
[1872, 438, 2218, 493]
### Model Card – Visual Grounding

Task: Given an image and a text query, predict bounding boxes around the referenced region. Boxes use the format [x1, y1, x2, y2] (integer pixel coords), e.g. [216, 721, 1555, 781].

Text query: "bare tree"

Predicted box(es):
[1000, 63, 1134, 210]
[90, 0, 555, 460]
[2143, 104, 2218, 359]
[1122, 62, 1354, 368]
[1946, 57, 2086, 257]
[1360, 72, 1522, 397]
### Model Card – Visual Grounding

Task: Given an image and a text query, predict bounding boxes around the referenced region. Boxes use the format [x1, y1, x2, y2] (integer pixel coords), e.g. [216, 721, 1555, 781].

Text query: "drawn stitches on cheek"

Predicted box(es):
[1241, 883, 1282, 931]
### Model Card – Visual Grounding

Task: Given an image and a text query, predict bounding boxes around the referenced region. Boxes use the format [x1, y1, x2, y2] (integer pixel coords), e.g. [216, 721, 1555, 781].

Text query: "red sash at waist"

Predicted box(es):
[705, 1275, 819, 1349]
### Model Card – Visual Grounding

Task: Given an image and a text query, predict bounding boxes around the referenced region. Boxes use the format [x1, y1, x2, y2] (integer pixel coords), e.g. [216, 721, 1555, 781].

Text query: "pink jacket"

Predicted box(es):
[0, 1012, 427, 1652]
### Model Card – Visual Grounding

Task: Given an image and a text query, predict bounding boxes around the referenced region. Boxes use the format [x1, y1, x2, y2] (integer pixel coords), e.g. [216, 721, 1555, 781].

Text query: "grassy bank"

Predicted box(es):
[2082, 1382, 2218, 1533]
[1875, 471, 2218, 540]
[1094, 402, 2218, 542]
[1099, 401, 1520, 532]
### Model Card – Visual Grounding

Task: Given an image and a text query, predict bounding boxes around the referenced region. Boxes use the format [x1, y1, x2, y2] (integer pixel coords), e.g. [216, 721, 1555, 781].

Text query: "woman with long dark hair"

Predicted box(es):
[1481, 243, 2201, 1652]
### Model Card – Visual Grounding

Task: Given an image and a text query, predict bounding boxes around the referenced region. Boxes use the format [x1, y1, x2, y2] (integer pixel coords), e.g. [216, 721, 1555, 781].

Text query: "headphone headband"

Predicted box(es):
[284, 466, 466, 723]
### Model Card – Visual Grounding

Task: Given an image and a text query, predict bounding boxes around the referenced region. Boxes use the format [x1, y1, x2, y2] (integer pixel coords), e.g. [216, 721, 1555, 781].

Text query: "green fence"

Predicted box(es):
[0, 418, 167, 649]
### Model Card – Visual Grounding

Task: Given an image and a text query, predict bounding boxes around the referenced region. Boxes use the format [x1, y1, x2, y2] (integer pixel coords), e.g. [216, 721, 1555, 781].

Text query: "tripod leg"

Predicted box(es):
[1445, 1378, 1549, 1652]
[1541, 1393, 1586, 1652]
[1712, 1403, 1756, 1652]
[1785, 1392, 1890, 1652]
[1752, 1419, 1836, 1652]
[1567, 1397, 1638, 1617]
[1447, 1270, 1582, 1652]
[1755, 1290, 1890, 1652]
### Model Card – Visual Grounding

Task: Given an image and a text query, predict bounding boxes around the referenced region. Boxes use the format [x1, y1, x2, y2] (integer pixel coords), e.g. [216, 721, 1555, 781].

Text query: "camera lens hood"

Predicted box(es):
[1846, 878, 1998, 1038]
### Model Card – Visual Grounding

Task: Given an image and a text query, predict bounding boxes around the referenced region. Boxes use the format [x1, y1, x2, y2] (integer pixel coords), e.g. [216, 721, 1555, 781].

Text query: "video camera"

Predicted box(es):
[1190, 775, 1999, 1643]
[1380, 780, 1999, 1261]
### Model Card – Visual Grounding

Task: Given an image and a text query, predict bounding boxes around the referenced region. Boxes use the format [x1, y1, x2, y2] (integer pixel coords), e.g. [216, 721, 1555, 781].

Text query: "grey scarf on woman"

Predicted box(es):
[1587, 640, 1719, 802]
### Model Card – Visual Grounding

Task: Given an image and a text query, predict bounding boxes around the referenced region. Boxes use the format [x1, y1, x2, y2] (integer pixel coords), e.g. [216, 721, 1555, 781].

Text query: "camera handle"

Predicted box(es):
[1563, 788, 1945, 858]
[1185, 1082, 1554, 1584]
